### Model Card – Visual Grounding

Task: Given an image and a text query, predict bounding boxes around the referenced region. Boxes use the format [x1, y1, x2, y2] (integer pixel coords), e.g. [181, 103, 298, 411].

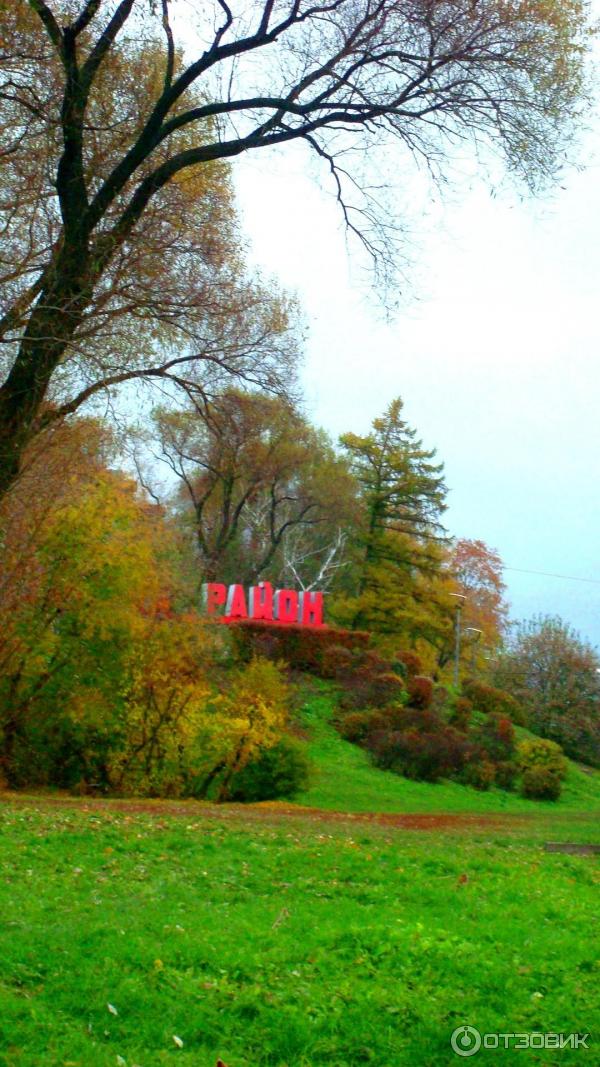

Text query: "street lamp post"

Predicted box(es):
[449, 593, 467, 688]
[464, 627, 483, 676]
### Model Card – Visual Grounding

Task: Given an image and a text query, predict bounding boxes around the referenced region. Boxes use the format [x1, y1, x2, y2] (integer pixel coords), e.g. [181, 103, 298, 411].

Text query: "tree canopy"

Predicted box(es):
[333, 397, 447, 633]
[0, 0, 592, 497]
[493, 615, 600, 765]
[151, 389, 356, 586]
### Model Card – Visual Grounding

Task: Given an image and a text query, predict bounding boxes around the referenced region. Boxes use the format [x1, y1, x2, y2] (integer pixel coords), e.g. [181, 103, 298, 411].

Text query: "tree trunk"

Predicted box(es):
[0, 242, 92, 499]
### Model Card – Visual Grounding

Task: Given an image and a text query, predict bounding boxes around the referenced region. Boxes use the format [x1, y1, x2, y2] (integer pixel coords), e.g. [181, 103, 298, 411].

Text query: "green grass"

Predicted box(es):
[1, 686, 598, 1065]
[294, 685, 600, 815]
[0, 802, 598, 1067]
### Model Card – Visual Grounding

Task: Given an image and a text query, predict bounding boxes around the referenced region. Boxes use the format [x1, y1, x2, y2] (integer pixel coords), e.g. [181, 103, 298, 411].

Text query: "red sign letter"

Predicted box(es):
[226, 583, 248, 620]
[274, 589, 298, 623]
[249, 582, 273, 621]
[202, 582, 227, 615]
[298, 591, 324, 627]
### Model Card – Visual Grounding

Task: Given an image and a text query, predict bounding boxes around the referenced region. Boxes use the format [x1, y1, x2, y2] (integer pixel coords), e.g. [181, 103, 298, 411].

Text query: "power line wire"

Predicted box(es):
[504, 566, 600, 586]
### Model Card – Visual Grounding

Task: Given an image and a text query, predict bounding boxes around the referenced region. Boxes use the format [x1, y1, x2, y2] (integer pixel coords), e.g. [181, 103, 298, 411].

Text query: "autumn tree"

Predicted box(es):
[0, 461, 166, 784]
[0, 416, 118, 682]
[493, 615, 600, 766]
[335, 397, 447, 631]
[0, 412, 301, 794]
[197, 658, 292, 802]
[152, 389, 356, 586]
[0, 0, 592, 498]
[0, 2, 301, 498]
[451, 539, 509, 641]
[422, 537, 511, 675]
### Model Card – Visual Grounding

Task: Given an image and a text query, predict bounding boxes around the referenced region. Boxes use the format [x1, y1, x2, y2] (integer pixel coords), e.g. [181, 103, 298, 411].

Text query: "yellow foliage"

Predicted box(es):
[109, 615, 213, 797]
[198, 658, 291, 799]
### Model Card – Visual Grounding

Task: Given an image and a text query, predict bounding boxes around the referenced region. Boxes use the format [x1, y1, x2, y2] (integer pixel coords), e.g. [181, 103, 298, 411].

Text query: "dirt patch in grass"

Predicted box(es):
[0, 790, 546, 832]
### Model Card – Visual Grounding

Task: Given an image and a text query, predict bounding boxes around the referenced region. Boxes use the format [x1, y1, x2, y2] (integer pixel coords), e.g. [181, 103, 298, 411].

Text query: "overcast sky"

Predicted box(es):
[232, 96, 600, 647]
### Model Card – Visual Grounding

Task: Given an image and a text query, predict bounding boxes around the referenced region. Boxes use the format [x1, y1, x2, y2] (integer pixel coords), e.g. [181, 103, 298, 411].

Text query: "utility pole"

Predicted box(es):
[449, 594, 467, 688]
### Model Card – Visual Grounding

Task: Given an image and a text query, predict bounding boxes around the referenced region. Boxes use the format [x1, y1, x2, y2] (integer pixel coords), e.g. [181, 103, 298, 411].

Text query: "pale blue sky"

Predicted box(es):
[233, 116, 600, 646]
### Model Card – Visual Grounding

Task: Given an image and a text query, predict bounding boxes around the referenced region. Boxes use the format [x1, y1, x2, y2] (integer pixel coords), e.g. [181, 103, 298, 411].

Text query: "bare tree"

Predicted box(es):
[152, 390, 355, 584]
[280, 525, 348, 591]
[0, 0, 591, 496]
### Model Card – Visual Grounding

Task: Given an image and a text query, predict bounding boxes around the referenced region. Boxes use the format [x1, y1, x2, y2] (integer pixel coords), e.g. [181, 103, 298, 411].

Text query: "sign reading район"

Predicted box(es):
[202, 581, 324, 627]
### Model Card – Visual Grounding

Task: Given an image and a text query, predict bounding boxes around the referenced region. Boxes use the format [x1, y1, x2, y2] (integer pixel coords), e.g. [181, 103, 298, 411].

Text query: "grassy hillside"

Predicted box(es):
[294, 684, 600, 815]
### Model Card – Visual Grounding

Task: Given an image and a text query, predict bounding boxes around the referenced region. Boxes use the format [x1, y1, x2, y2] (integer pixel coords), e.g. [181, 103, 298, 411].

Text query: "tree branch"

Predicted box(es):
[70, 0, 103, 38]
[160, 0, 175, 91]
[27, 0, 63, 55]
[80, 0, 136, 92]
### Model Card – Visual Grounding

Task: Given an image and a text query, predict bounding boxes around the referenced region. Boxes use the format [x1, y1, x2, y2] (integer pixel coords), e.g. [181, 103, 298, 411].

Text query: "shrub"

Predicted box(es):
[521, 765, 562, 801]
[367, 722, 470, 783]
[396, 650, 423, 678]
[472, 714, 515, 763]
[431, 685, 450, 713]
[495, 761, 518, 791]
[338, 711, 376, 744]
[517, 737, 567, 779]
[517, 738, 567, 802]
[463, 679, 526, 725]
[407, 675, 434, 710]
[227, 619, 370, 675]
[7, 717, 118, 793]
[449, 697, 473, 732]
[207, 657, 293, 801]
[389, 659, 408, 681]
[336, 650, 407, 712]
[337, 707, 406, 744]
[226, 736, 311, 802]
[462, 759, 496, 791]
[360, 649, 391, 673]
[371, 672, 406, 706]
[391, 708, 441, 734]
[320, 644, 354, 680]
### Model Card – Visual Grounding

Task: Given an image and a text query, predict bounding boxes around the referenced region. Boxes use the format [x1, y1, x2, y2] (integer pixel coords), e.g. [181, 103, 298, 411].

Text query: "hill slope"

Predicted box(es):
[294, 684, 600, 815]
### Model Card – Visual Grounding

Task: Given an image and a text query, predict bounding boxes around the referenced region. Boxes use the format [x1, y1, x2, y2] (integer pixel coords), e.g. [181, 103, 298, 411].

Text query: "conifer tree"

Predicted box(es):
[338, 398, 447, 632]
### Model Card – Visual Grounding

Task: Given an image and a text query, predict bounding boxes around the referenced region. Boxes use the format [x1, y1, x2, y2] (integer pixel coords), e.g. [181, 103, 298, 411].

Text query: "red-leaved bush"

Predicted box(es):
[461, 759, 496, 791]
[395, 650, 423, 679]
[338, 705, 412, 742]
[407, 674, 434, 710]
[367, 722, 470, 782]
[448, 697, 473, 732]
[340, 700, 522, 793]
[338, 711, 374, 744]
[471, 714, 515, 763]
[462, 679, 526, 725]
[226, 620, 370, 673]
[320, 644, 355, 680]
[335, 650, 407, 712]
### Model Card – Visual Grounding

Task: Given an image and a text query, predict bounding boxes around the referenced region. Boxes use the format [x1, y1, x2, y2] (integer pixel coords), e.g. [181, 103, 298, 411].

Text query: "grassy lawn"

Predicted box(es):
[0, 801, 598, 1067]
[295, 686, 600, 815]
[1, 687, 598, 1066]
